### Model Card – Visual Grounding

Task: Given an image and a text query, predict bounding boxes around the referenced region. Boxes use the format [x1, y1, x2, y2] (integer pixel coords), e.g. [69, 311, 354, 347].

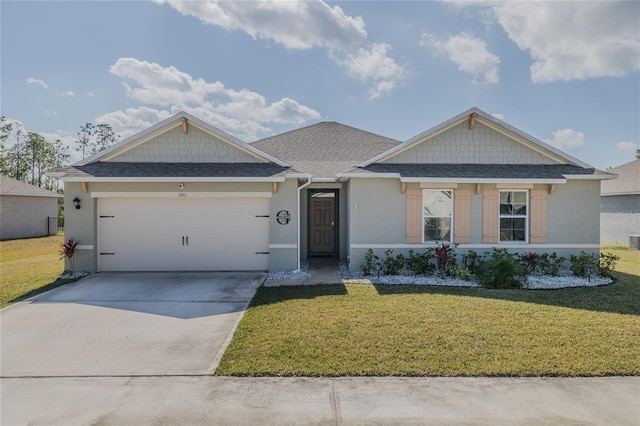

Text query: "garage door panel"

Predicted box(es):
[98, 197, 269, 271]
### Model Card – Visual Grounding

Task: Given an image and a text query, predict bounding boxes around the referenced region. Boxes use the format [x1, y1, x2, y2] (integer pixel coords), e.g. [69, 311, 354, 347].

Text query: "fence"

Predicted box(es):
[48, 217, 64, 235]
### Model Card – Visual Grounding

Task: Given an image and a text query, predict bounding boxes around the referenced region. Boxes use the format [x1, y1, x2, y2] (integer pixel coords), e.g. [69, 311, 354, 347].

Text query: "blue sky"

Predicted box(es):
[2, 0, 638, 169]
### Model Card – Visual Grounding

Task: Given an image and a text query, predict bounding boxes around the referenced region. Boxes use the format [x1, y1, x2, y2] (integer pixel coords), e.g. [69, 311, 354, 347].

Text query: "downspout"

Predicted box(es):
[295, 175, 312, 272]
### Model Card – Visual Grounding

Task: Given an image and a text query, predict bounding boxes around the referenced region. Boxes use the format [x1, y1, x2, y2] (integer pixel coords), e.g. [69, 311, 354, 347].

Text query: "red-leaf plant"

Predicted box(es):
[60, 238, 79, 272]
[434, 243, 457, 278]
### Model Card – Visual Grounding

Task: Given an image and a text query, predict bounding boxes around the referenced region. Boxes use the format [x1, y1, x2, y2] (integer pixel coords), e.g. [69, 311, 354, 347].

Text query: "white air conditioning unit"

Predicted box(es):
[630, 235, 640, 250]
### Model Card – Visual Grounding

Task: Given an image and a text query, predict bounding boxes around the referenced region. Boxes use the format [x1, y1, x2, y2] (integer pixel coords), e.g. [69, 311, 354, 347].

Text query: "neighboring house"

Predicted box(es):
[600, 159, 640, 244]
[50, 108, 614, 273]
[0, 176, 62, 240]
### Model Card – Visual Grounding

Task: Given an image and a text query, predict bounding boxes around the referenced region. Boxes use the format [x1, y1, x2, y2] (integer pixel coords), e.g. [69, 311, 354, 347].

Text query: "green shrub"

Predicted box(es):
[538, 252, 565, 276]
[454, 266, 472, 281]
[361, 249, 379, 276]
[383, 249, 405, 275]
[462, 250, 481, 274]
[476, 248, 527, 289]
[570, 251, 599, 278]
[407, 249, 435, 276]
[599, 252, 620, 277]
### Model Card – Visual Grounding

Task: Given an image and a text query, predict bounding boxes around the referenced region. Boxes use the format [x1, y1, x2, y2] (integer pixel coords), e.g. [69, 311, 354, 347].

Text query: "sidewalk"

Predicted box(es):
[3, 376, 638, 425]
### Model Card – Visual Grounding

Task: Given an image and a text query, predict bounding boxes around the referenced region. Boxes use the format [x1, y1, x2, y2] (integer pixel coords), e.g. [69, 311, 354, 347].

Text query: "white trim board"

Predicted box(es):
[91, 192, 273, 198]
[269, 244, 297, 249]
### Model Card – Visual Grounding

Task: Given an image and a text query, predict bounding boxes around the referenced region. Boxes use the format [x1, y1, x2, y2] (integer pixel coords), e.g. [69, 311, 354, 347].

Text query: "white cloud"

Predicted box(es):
[336, 43, 405, 99]
[86, 91, 96, 98]
[153, 0, 366, 50]
[43, 109, 58, 117]
[615, 141, 638, 152]
[26, 77, 48, 90]
[57, 90, 76, 98]
[543, 128, 585, 150]
[100, 58, 321, 140]
[153, 0, 404, 98]
[491, 113, 505, 121]
[461, 1, 640, 83]
[421, 32, 500, 85]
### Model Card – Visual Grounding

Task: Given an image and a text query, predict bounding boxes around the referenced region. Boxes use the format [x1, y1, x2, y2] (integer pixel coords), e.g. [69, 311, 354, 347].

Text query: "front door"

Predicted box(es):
[309, 191, 336, 255]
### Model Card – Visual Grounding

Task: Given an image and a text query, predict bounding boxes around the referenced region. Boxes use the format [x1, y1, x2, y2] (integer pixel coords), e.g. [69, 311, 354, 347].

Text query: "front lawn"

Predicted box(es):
[0, 235, 75, 308]
[217, 246, 640, 377]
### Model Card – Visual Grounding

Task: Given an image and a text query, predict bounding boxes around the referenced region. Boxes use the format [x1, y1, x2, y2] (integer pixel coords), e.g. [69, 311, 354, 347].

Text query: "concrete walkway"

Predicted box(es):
[264, 258, 342, 286]
[2, 376, 638, 425]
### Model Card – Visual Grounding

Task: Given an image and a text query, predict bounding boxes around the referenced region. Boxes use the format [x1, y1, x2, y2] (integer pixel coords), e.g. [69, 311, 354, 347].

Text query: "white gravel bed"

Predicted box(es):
[59, 271, 91, 280]
[339, 263, 613, 289]
[266, 262, 309, 280]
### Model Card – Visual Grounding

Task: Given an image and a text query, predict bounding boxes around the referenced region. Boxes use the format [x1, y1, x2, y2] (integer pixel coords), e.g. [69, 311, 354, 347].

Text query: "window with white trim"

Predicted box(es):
[423, 189, 453, 242]
[499, 190, 528, 242]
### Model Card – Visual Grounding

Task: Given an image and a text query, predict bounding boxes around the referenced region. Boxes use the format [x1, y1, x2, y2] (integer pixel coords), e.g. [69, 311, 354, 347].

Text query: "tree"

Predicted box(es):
[76, 122, 118, 158]
[636, 148, 639, 160]
[0, 117, 70, 190]
[76, 122, 94, 160]
[91, 123, 117, 155]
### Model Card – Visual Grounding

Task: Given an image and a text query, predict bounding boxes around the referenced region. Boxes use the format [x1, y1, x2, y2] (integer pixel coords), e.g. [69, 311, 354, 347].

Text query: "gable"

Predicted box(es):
[107, 125, 260, 163]
[382, 121, 558, 165]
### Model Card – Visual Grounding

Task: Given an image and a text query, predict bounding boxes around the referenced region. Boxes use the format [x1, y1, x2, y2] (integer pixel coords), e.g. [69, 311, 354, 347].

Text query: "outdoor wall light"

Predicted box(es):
[73, 197, 81, 210]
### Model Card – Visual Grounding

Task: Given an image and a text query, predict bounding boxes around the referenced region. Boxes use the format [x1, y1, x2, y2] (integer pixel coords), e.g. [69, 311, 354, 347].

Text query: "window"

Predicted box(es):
[499, 190, 528, 242]
[423, 189, 453, 242]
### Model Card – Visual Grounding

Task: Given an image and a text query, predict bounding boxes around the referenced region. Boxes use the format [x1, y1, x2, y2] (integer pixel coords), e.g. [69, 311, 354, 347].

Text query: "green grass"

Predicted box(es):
[0, 235, 76, 308]
[217, 246, 640, 377]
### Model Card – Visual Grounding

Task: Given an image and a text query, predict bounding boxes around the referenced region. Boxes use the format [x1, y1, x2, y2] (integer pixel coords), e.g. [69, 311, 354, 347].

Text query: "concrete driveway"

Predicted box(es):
[0, 272, 264, 377]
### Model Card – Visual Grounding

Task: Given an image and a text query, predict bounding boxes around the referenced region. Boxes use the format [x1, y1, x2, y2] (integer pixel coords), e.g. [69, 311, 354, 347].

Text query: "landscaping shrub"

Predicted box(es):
[476, 248, 527, 289]
[599, 252, 620, 277]
[538, 252, 565, 276]
[407, 249, 435, 276]
[361, 249, 379, 276]
[462, 250, 481, 274]
[434, 243, 458, 277]
[570, 251, 599, 278]
[519, 252, 539, 274]
[383, 249, 405, 275]
[454, 266, 472, 281]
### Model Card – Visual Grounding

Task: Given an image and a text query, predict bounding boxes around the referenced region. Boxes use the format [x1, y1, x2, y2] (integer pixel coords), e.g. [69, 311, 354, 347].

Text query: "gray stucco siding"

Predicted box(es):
[546, 180, 600, 245]
[348, 178, 406, 245]
[600, 194, 640, 243]
[0, 195, 58, 240]
[346, 179, 602, 271]
[268, 179, 299, 271]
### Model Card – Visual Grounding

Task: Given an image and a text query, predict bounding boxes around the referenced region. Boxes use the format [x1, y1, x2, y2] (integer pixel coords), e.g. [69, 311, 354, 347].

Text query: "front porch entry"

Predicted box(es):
[308, 189, 337, 256]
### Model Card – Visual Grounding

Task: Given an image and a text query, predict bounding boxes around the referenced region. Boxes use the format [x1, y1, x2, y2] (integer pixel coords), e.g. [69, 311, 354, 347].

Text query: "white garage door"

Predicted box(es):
[97, 197, 269, 271]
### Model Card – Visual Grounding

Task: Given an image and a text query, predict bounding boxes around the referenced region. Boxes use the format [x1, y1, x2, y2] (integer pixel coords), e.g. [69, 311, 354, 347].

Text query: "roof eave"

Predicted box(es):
[61, 176, 286, 183]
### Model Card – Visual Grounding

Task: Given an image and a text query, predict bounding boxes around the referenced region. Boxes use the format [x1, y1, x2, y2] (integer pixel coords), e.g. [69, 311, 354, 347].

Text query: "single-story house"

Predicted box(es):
[50, 108, 614, 272]
[0, 176, 62, 240]
[600, 159, 639, 245]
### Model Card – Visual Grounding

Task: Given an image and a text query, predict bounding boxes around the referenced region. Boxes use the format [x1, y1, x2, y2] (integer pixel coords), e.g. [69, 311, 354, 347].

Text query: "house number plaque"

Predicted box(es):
[276, 210, 291, 225]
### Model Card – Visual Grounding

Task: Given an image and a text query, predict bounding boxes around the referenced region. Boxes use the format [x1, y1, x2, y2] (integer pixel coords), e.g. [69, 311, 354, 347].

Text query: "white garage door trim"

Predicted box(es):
[97, 197, 270, 272]
[91, 192, 272, 198]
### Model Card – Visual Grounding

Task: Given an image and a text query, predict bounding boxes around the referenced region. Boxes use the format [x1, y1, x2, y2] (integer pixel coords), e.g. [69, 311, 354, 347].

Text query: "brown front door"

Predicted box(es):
[309, 191, 336, 255]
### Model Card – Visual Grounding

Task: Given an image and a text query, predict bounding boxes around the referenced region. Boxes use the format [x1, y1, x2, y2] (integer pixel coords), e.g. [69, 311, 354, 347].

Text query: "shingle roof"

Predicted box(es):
[251, 122, 401, 178]
[601, 159, 639, 195]
[0, 176, 62, 197]
[61, 162, 290, 179]
[359, 164, 596, 179]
